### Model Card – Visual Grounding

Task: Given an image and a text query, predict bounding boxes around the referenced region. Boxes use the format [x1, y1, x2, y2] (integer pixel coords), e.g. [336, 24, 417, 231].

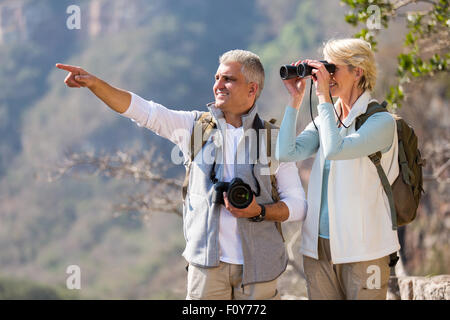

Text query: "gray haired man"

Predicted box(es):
[56, 49, 307, 300]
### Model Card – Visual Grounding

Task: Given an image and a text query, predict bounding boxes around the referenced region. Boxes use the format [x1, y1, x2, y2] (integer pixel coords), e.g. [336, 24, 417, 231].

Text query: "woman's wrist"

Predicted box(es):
[289, 94, 304, 109]
[317, 93, 332, 105]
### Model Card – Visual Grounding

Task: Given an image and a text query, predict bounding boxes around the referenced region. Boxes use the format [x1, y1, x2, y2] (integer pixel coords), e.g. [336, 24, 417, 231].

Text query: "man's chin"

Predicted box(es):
[214, 100, 226, 109]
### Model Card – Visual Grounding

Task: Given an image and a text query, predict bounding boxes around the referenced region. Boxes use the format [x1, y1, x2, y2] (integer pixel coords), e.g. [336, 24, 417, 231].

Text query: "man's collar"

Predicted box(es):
[207, 102, 258, 131]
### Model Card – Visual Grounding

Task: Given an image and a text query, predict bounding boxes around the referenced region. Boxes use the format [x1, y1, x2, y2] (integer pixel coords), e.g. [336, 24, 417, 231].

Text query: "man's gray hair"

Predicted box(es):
[219, 49, 265, 101]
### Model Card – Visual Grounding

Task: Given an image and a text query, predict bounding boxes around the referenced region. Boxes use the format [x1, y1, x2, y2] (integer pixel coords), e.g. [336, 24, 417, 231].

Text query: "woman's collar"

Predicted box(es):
[335, 91, 371, 127]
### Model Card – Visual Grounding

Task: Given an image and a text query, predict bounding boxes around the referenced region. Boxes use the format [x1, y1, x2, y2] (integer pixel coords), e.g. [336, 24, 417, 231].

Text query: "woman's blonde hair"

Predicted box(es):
[323, 38, 377, 92]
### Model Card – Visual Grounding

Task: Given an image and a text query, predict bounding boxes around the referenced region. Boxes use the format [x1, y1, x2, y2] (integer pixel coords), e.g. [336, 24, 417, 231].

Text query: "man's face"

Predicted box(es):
[213, 61, 256, 114]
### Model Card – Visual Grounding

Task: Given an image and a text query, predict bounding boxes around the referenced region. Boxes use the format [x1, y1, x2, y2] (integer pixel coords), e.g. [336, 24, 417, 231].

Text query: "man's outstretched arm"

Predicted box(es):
[56, 63, 131, 114]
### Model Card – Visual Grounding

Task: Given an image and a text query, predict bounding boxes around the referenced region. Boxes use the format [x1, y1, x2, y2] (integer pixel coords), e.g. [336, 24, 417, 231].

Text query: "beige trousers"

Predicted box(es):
[303, 237, 390, 300]
[186, 261, 281, 300]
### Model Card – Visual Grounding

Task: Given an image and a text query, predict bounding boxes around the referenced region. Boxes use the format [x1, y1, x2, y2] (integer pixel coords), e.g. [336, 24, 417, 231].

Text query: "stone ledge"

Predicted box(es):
[397, 275, 450, 300]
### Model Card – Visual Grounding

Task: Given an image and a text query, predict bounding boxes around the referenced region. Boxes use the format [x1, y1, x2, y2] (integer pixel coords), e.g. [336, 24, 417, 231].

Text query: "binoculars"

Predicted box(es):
[280, 60, 336, 80]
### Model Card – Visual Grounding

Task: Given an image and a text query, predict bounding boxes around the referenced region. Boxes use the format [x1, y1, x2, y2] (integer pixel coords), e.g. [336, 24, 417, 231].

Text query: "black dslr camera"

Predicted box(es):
[280, 60, 336, 80]
[212, 178, 254, 209]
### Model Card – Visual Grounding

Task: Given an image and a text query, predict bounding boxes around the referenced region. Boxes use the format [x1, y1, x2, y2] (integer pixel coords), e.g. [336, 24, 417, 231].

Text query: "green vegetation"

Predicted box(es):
[0, 276, 78, 300]
[342, 0, 449, 109]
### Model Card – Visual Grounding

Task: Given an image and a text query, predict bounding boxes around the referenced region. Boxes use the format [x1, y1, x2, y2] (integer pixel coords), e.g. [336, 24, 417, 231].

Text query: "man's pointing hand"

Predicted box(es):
[56, 63, 97, 89]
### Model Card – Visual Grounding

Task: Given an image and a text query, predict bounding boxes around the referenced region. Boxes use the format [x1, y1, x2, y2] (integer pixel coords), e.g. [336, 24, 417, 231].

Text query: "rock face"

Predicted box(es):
[0, 1, 33, 44]
[397, 275, 450, 300]
[0, 0, 148, 45]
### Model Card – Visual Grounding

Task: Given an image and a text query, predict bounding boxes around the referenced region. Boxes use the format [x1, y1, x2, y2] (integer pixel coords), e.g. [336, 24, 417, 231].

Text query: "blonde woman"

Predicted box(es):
[276, 38, 400, 300]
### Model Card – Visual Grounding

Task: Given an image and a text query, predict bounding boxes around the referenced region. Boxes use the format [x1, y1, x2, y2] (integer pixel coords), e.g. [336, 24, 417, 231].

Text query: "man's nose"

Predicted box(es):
[215, 78, 225, 89]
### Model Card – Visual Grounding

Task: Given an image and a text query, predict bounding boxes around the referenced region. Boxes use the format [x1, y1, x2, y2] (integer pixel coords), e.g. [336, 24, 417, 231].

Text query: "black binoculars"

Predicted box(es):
[280, 60, 336, 80]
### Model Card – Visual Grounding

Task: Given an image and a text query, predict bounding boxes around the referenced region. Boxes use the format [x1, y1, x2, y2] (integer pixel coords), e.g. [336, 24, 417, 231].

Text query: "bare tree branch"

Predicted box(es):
[424, 159, 450, 182]
[43, 149, 184, 219]
[392, 0, 438, 12]
[113, 193, 182, 217]
[45, 150, 182, 186]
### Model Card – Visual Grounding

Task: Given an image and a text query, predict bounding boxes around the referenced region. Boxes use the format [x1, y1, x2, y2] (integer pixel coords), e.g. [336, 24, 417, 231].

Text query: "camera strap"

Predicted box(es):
[308, 79, 348, 130]
[209, 114, 267, 197]
[210, 161, 218, 184]
[309, 79, 319, 131]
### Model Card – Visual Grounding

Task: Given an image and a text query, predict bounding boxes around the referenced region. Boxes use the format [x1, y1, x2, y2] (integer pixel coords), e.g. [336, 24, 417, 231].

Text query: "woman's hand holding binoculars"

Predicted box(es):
[282, 60, 307, 110]
[281, 59, 335, 107]
[307, 60, 333, 105]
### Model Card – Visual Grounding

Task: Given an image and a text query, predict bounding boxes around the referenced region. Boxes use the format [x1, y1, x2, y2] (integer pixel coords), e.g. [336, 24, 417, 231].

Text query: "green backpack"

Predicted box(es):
[355, 101, 426, 230]
[181, 112, 284, 241]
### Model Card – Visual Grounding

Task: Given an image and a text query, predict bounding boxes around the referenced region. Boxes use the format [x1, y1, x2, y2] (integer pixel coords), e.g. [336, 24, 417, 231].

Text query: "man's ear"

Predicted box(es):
[249, 82, 258, 97]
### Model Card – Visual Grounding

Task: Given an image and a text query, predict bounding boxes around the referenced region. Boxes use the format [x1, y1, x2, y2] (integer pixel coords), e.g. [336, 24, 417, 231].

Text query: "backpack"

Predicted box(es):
[181, 112, 284, 241]
[355, 101, 426, 230]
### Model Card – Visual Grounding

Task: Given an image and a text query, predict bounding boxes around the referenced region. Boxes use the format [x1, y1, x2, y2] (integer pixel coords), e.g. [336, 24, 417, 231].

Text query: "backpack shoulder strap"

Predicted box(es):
[189, 112, 216, 162]
[262, 120, 280, 201]
[368, 152, 398, 230]
[355, 101, 389, 130]
[254, 115, 284, 241]
[182, 112, 216, 200]
[356, 101, 397, 230]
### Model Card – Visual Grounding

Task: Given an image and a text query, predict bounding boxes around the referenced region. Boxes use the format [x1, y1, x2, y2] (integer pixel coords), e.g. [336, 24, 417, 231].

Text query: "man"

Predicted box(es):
[56, 49, 307, 300]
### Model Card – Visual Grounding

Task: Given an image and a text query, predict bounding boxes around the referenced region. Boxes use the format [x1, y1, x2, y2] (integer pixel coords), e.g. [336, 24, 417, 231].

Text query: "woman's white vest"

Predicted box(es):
[300, 92, 401, 263]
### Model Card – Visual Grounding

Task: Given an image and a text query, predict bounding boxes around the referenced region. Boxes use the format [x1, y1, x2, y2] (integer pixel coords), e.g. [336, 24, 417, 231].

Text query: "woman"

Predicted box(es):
[276, 38, 400, 300]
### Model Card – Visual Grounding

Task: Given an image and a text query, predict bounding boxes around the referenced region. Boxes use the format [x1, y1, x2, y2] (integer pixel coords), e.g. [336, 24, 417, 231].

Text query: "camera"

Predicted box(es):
[280, 60, 336, 80]
[212, 178, 254, 209]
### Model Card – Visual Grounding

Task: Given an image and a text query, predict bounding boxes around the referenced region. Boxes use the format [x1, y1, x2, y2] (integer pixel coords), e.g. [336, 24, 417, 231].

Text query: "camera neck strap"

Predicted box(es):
[309, 78, 348, 130]
[209, 115, 264, 196]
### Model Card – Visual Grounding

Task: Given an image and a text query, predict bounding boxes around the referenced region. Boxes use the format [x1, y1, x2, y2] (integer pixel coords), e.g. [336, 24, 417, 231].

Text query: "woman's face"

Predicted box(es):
[326, 58, 360, 98]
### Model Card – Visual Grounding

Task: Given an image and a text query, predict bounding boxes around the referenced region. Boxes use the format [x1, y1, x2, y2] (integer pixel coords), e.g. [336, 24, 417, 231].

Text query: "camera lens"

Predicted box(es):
[228, 185, 253, 209]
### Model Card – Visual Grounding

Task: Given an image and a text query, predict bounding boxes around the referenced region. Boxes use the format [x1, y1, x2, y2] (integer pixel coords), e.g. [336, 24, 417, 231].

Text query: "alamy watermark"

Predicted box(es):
[366, 265, 381, 289]
[169, 127, 279, 176]
[66, 5, 81, 30]
[66, 265, 81, 290]
[367, 5, 382, 30]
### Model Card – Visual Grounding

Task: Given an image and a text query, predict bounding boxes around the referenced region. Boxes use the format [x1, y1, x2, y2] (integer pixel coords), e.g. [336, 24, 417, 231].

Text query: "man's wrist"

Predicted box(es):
[88, 76, 100, 90]
[249, 204, 266, 222]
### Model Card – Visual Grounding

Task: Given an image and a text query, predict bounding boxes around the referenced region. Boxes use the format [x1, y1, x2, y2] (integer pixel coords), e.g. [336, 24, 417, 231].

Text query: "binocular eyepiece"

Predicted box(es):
[280, 60, 336, 80]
